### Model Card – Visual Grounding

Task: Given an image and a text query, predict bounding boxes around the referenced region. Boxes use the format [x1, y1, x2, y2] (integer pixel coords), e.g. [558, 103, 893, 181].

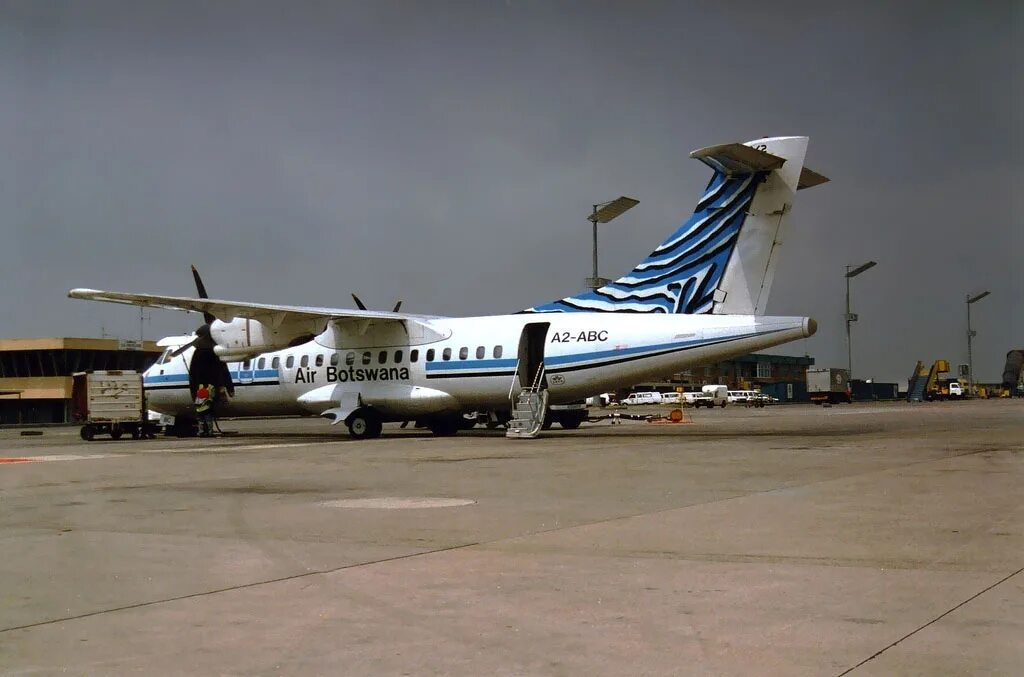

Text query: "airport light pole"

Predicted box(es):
[586, 196, 639, 290]
[966, 290, 990, 396]
[845, 260, 877, 382]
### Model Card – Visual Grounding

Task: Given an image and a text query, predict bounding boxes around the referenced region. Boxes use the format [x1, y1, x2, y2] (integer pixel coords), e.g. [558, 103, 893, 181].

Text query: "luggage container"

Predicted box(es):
[72, 370, 158, 441]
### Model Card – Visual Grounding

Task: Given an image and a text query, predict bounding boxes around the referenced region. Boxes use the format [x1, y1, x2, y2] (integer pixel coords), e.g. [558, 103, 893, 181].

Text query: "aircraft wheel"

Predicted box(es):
[80, 425, 95, 441]
[428, 417, 461, 436]
[560, 418, 582, 430]
[347, 409, 383, 440]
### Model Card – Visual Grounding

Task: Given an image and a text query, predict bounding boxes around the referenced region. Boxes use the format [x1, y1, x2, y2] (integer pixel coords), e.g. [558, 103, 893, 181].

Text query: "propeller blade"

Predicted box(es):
[191, 265, 216, 324]
[351, 293, 367, 311]
[392, 300, 403, 313]
[170, 336, 200, 358]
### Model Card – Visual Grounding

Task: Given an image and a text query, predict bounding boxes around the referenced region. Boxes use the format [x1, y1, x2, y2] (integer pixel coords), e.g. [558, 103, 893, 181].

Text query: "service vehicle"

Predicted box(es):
[72, 370, 159, 440]
[926, 379, 965, 401]
[623, 391, 664, 406]
[686, 385, 729, 408]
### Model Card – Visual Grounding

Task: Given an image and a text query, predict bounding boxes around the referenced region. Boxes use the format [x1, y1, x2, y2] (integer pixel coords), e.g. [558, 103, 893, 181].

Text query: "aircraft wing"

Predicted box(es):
[67, 289, 443, 325]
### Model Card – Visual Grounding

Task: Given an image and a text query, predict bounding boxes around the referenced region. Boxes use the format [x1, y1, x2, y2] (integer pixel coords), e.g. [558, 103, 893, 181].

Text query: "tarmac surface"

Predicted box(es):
[1, 400, 1021, 676]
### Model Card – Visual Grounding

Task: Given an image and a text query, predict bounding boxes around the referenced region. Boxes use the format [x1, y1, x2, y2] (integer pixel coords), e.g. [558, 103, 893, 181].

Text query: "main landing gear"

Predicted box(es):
[346, 408, 383, 440]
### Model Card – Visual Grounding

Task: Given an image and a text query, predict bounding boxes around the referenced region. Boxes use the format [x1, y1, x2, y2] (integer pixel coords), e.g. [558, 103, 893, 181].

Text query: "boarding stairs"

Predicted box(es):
[507, 362, 549, 439]
[906, 361, 927, 402]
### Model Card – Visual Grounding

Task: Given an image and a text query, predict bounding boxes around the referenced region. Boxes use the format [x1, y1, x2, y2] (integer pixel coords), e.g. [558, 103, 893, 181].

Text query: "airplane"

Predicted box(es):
[69, 135, 827, 439]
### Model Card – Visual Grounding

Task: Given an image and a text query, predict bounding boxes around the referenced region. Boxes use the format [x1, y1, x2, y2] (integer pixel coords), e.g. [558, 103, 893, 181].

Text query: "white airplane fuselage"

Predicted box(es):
[144, 312, 814, 421]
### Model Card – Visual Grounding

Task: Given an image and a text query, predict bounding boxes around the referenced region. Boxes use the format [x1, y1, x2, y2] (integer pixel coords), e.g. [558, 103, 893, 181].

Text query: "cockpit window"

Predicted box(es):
[158, 348, 175, 364]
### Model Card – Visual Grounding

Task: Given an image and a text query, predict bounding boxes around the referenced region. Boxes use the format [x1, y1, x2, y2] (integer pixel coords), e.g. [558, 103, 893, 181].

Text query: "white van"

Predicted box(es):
[623, 391, 663, 405]
[685, 385, 728, 408]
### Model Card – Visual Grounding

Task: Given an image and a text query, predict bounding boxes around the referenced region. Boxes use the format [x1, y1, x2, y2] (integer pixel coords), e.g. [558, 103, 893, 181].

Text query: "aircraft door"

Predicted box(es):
[237, 358, 254, 385]
[517, 322, 550, 388]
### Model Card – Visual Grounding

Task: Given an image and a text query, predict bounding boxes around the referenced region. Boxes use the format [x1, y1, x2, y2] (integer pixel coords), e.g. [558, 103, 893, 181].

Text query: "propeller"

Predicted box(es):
[192, 264, 215, 324]
[351, 293, 403, 313]
[170, 265, 234, 400]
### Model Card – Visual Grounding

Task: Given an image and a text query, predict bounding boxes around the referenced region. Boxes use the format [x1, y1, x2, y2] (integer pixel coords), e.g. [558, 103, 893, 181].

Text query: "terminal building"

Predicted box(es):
[635, 352, 816, 402]
[0, 338, 162, 424]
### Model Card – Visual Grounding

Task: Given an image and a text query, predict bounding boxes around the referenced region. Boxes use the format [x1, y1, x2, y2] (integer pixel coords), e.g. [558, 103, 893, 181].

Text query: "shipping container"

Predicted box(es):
[806, 368, 851, 404]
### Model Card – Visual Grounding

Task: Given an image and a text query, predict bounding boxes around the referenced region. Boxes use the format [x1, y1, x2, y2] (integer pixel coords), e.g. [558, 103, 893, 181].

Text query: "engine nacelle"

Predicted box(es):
[210, 317, 325, 360]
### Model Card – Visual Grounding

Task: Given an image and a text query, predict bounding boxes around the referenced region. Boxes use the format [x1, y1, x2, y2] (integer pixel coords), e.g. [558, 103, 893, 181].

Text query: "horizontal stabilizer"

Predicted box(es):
[797, 166, 830, 190]
[689, 143, 786, 176]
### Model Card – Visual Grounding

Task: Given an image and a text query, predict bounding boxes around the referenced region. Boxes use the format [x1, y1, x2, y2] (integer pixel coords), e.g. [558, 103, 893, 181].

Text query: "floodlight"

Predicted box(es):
[845, 261, 877, 278]
[967, 291, 990, 305]
[589, 196, 639, 223]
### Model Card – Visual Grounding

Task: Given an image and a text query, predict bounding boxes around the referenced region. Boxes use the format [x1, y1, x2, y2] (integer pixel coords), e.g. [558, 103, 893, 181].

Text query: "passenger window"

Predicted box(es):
[243, 359, 251, 369]
[286, 356, 294, 368]
[378, 350, 387, 364]
[330, 353, 339, 366]
[315, 354, 324, 367]
[272, 357, 280, 369]
[459, 347, 468, 360]
[362, 351, 371, 365]
[300, 355, 309, 368]
[394, 350, 403, 363]
[345, 352, 355, 366]
[493, 345, 503, 359]
[411, 349, 419, 363]
[476, 346, 485, 359]
[443, 348, 452, 361]
[257, 357, 265, 369]
[426, 349, 435, 362]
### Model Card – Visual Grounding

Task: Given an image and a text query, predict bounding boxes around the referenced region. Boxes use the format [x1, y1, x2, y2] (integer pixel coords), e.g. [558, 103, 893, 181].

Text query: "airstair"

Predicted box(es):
[507, 361, 549, 439]
[906, 360, 949, 402]
[906, 361, 928, 402]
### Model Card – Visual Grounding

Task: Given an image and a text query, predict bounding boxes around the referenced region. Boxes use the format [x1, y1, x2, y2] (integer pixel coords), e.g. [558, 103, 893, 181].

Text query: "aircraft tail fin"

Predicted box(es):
[527, 136, 828, 315]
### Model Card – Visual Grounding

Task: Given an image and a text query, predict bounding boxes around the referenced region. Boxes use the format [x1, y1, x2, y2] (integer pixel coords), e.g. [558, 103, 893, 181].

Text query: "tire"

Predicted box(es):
[720, 401, 727, 408]
[131, 428, 142, 440]
[110, 426, 123, 441]
[80, 425, 95, 441]
[347, 409, 383, 440]
[560, 417, 583, 430]
[428, 417, 461, 436]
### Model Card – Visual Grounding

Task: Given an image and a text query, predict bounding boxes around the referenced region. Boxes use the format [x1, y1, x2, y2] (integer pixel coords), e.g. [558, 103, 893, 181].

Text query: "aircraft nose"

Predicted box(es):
[803, 317, 818, 337]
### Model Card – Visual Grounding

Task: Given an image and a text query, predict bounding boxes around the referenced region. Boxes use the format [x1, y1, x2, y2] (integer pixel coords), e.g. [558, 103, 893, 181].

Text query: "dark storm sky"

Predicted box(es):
[2, 1, 1019, 384]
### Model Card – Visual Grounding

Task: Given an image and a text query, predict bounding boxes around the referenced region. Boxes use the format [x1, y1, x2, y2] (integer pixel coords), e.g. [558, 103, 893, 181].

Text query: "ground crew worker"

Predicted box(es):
[194, 383, 214, 437]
